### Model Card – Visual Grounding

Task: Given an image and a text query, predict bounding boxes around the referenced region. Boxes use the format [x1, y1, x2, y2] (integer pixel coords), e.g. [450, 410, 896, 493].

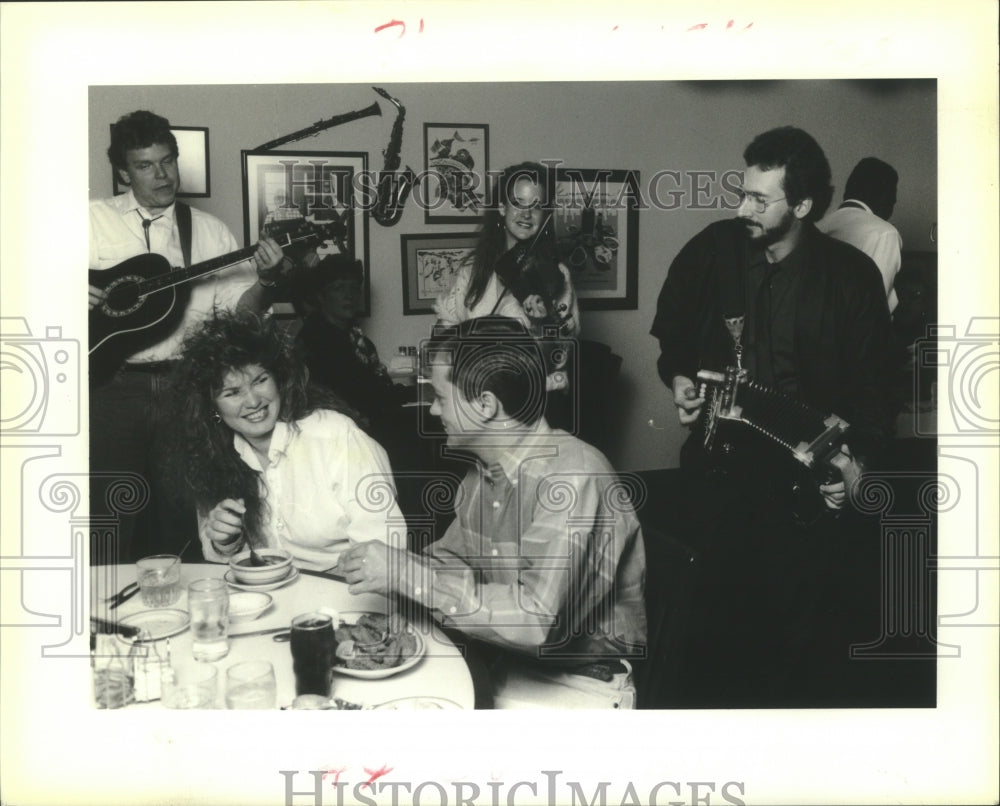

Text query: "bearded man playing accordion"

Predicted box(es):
[650, 126, 896, 707]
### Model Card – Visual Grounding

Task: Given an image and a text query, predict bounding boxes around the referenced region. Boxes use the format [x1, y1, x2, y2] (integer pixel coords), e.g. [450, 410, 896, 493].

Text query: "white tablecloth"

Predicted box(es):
[92, 563, 475, 710]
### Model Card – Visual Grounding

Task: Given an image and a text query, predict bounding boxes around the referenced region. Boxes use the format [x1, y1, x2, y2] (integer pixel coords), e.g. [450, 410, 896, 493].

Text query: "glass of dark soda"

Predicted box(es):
[290, 612, 336, 697]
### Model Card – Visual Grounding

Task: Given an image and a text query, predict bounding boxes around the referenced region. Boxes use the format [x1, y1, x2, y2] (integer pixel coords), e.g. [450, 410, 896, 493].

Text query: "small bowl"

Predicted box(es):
[228, 548, 292, 585]
[227, 591, 273, 623]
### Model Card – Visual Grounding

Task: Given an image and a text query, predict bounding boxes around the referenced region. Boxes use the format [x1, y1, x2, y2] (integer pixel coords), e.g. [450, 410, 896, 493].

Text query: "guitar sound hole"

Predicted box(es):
[102, 275, 145, 317]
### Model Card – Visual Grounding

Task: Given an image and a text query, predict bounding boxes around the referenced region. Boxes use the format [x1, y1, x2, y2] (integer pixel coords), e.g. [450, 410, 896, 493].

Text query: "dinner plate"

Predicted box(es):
[372, 696, 464, 710]
[118, 608, 190, 641]
[224, 566, 299, 592]
[332, 611, 426, 680]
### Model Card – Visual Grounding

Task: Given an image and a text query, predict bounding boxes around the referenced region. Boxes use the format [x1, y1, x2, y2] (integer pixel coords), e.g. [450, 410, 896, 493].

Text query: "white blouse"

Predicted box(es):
[198, 409, 405, 571]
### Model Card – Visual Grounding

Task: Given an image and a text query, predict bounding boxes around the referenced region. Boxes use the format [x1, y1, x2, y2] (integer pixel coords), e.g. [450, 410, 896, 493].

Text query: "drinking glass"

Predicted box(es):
[188, 577, 230, 661]
[290, 612, 336, 697]
[225, 660, 277, 709]
[161, 662, 218, 709]
[136, 554, 181, 607]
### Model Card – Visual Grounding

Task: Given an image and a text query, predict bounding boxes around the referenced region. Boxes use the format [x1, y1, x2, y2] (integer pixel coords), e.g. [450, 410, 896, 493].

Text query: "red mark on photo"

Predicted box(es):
[362, 765, 393, 790]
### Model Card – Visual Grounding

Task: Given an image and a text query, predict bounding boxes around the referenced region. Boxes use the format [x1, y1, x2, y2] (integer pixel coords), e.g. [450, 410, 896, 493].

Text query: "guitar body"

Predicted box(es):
[89, 254, 190, 386]
[88, 217, 346, 386]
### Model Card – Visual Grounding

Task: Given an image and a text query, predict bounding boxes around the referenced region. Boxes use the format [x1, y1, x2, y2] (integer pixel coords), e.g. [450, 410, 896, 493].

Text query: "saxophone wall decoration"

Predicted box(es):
[371, 86, 417, 227]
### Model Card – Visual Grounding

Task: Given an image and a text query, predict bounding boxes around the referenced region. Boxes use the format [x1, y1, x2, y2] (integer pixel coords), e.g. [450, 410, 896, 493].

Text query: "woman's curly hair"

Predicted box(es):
[164, 309, 349, 546]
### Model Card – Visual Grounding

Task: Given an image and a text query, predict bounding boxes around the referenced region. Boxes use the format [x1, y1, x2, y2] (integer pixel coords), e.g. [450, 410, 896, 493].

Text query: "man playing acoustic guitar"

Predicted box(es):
[89, 110, 286, 563]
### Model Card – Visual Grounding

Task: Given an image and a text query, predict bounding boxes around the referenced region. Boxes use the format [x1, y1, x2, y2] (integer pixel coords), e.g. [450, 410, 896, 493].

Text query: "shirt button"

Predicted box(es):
[449, 606, 457, 614]
[414, 586, 422, 597]
[491, 549, 499, 557]
[492, 501, 500, 509]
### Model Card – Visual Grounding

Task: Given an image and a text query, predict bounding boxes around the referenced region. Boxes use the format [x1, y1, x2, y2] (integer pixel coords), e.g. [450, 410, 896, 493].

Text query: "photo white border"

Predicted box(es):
[1, 2, 997, 805]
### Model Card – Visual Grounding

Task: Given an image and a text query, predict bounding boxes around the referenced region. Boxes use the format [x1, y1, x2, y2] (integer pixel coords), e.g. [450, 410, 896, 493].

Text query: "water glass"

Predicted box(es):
[136, 554, 181, 607]
[188, 577, 230, 662]
[161, 662, 218, 709]
[290, 612, 336, 697]
[225, 660, 277, 709]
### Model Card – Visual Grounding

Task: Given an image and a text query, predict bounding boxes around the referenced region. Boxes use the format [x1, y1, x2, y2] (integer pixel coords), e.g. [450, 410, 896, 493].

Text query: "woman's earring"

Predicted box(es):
[212, 412, 222, 423]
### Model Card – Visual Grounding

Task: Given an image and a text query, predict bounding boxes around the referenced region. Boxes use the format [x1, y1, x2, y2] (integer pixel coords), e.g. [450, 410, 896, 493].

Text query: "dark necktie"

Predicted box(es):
[137, 211, 163, 252]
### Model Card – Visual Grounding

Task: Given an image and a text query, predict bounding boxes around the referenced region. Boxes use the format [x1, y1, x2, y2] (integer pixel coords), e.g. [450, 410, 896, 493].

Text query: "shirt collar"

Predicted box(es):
[116, 189, 177, 222]
[480, 420, 558, 486]
[232, 420, 293, 470]
[841, 198, 873, 213]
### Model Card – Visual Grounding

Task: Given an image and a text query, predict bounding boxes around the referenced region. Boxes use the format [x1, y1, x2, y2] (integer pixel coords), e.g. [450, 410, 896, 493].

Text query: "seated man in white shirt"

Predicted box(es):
[338, 317, 647, 708]
[818, 157, 902, 313]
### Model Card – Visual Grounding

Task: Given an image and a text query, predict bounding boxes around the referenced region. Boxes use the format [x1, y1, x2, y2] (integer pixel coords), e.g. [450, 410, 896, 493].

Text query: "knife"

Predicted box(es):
[229, 625, 291, 640]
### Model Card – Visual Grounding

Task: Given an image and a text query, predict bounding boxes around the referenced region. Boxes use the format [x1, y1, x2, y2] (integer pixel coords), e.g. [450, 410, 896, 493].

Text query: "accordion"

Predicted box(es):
[696, 367, 850, 522]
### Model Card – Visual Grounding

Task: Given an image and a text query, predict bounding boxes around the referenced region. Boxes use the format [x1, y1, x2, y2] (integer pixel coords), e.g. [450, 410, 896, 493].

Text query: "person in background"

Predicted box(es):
[165, 310, 404, 572]
[338, 317, 646, 709]
[650, 126, 895, 707]
[89, 110, 286, 562]
[293, 255, 406, 427]
[291, 255, 430, 530]
[818, 157, 902, 313]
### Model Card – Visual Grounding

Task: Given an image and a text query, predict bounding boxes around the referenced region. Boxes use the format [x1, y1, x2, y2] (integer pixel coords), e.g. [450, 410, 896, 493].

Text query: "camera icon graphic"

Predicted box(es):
[913, 319, 999, 437]
[0, 317, 80, 436]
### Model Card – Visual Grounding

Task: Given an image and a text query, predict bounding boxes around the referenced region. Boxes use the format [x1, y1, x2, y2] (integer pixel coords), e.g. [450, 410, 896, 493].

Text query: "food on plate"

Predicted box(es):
[334, 613, 418, 671]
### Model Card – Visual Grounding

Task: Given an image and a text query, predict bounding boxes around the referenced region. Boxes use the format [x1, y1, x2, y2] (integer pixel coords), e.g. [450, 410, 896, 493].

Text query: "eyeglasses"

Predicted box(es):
[734, 189, 787, 213]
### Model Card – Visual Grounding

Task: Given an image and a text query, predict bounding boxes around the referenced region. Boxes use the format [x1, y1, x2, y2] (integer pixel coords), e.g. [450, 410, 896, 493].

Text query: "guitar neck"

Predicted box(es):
[140, 245, 259, 294]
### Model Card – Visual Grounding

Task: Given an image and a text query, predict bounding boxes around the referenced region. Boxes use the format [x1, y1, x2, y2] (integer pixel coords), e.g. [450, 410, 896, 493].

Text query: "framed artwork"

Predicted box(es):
[423, 123, 489, 224]
[400, 232, 477, 315]
[552, 168, 641, 310]
[112, 125, 210, 197]
[241, 149, 370, 315]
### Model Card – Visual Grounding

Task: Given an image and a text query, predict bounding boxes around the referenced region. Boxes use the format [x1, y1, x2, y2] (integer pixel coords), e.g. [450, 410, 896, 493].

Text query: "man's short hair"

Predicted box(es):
[743, 126, 833, 222]
[107, 110, 178, 171]
[427, 316, 548, 426]
[844, 157, 899, 205]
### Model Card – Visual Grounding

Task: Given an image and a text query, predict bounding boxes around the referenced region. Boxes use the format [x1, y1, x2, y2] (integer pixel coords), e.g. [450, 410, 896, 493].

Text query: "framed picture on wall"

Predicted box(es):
[112, 125, 211, 198]
[241, 149, 370, 315]
[552, 168, 641, 311]
[423, 123, 489, 224]
[400, 232, 477, 314]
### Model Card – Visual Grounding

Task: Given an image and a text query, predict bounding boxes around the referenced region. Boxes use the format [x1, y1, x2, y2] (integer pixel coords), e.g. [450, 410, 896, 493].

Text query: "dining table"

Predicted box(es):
[90, 562, 476, 710]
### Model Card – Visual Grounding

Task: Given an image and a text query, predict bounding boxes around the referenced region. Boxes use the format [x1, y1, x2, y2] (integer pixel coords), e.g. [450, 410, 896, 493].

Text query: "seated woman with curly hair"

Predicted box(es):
[165, 310, 404, 571]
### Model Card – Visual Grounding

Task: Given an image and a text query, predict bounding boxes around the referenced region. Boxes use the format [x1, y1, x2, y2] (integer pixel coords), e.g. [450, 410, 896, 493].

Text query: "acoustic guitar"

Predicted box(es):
[89, 217, 343, 386]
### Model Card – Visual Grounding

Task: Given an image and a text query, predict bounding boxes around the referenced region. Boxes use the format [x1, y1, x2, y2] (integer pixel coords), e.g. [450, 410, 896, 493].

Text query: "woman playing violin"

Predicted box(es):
[434, 161, 581, 340]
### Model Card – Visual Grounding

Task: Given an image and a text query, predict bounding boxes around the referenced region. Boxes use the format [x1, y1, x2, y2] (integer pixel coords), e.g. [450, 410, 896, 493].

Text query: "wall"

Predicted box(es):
[89, 80, 936, 471]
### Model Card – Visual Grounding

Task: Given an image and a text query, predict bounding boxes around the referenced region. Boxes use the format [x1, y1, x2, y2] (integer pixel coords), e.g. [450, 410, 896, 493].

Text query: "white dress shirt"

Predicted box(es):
[89, 190, 257, 361]
[817, 200, 902, 313]
[198, 409, 405, 571]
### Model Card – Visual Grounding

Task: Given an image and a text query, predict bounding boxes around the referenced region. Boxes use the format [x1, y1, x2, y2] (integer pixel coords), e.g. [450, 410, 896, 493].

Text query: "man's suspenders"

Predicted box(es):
[175, 200, 192, 268]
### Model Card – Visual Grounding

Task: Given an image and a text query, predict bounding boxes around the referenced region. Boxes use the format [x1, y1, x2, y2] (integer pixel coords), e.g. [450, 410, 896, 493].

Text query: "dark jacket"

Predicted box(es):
[650, 218, 895, 468]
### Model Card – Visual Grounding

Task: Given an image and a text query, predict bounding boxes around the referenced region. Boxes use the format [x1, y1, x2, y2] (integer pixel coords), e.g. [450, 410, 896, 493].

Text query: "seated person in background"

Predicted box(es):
[339, 317, 647, 709]
[164, 309, 405, 571]
[293, 255, 407, 423]
[291, 255, 429, 526]
[817, 156, 902, 313]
